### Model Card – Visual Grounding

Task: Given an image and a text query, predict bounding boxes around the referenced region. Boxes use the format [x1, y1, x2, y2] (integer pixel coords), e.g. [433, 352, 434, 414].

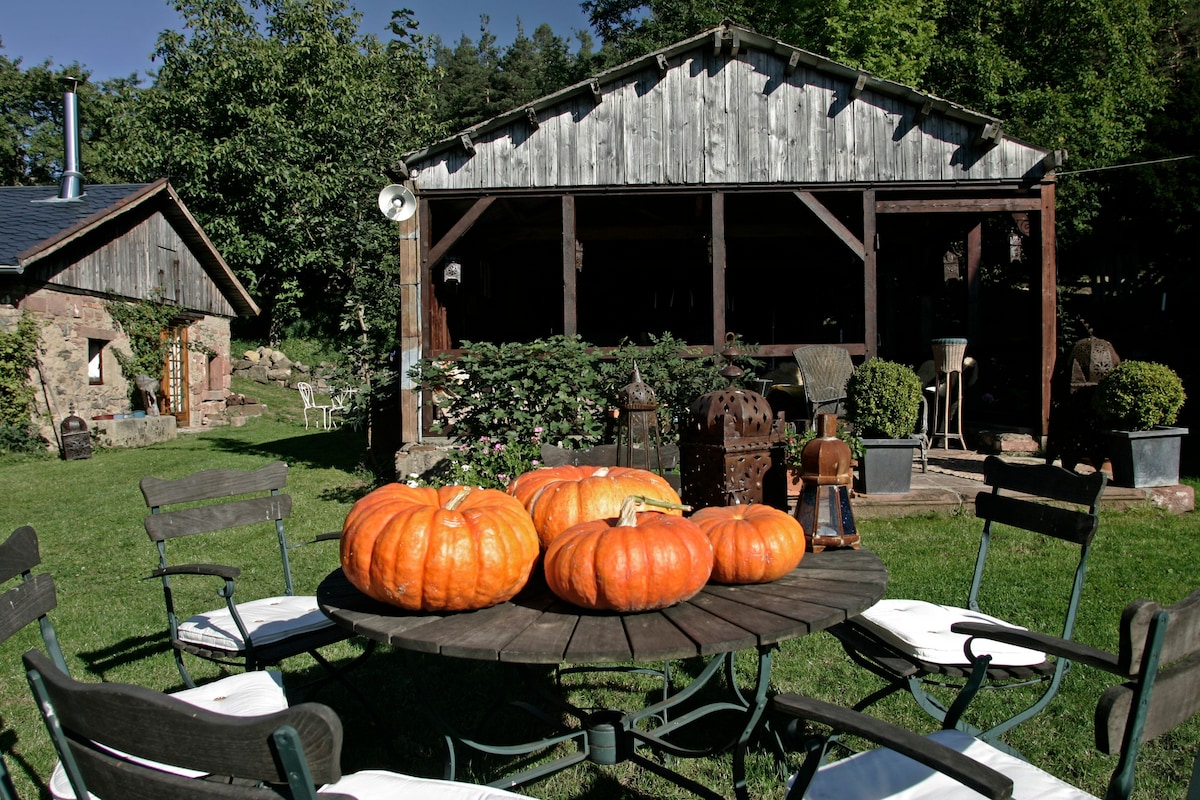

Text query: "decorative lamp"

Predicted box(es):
[60, 404, 93, 461]
[615, 362, 664, 474]
[795, 413, 858, 552]
[679, 334, 786, 509]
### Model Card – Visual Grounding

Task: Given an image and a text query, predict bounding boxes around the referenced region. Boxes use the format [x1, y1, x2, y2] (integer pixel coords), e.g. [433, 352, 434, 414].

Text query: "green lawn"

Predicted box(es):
[1, 379, 1197, 799]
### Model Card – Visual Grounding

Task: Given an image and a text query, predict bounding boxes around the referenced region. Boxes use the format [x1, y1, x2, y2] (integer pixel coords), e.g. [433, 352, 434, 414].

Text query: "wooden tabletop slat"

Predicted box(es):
[317, 549, 887, 665]
[623, 612, 700, 662]
[662, 602, 759, 655]
[566, 613, 631, 663]
[499, 601, 580, 664]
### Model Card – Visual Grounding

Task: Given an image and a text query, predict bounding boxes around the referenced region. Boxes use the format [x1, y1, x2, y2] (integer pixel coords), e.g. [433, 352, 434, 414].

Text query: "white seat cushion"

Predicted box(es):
[50, 670, 288, 799]
[854, 599, 1046, 667]
[177, 595, 335, 651]
[801, 728, 1095, 799]
[319, 769, 534, 798]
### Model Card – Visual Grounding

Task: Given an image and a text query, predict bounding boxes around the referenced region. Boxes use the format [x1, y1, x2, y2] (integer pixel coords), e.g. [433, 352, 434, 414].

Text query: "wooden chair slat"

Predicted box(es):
[144, 495, 293, 541]
[982, 456, 1108, 507]
[0, 524, 40, 583]
[0, 572, 56, 643]
[974, 491, 1100, 546]
[140, 462, 288, 507]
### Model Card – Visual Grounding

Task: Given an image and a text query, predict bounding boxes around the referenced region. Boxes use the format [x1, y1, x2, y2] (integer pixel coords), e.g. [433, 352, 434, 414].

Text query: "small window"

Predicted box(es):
[87, 339, 104, 385]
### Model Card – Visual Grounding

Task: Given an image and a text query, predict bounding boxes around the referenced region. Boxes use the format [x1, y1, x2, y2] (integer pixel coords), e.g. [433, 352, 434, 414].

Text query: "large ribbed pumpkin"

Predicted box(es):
[543, 497, 713, 612]
[690, 504, 806, 585]
[507, 465, 682, 548]
[341, 484, 539, 612]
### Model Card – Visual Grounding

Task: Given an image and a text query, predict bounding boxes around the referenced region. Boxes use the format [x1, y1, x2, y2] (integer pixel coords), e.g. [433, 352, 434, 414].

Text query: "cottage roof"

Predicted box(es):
[0, 178, 258, 316]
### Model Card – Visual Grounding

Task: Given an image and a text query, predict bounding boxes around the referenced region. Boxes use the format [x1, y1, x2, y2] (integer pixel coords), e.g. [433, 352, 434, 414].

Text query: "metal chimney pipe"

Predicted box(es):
[58, 77, 83, 200]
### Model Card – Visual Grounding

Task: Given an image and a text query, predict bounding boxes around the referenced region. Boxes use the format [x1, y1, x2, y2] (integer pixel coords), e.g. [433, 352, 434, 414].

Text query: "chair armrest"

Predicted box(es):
[311, 531, 341, 544]
[772, 693, 1013, 800]
[950, 621, 1121, 674]
[149, 563, 241, 581]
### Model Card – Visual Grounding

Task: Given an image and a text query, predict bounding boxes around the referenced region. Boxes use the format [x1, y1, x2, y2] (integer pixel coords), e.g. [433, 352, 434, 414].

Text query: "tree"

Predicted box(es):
[103, 0, 443, 348]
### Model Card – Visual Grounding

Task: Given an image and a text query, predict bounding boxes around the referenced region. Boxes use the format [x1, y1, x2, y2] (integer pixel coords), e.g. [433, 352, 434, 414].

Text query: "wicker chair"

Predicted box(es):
[792, 346, 856, 428]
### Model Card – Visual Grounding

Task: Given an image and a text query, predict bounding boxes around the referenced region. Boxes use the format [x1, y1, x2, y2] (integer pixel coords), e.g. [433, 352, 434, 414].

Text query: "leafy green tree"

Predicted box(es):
[103, 0, 442, 349]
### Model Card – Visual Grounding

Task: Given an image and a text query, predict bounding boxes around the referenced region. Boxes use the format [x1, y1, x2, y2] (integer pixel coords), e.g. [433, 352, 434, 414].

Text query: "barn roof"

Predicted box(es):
[0, 178, 258, 316]
[403, 23, 1058, 192]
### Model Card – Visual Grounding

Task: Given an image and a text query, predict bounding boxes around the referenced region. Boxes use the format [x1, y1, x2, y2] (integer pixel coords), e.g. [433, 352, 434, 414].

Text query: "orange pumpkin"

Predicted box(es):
[543, 497, 713, 612]
[341, 484, 539, 612]
[690, 504, 806, 584]
[507, 465, 682, 548]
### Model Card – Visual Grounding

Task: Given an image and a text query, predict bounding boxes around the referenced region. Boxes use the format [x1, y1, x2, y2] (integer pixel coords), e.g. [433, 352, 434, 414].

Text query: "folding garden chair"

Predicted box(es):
[826, 456, 1108, 744]
[0, 525, 288, 800]
[775, 584, 1200, 799]
[141, 461, 370, 692]
[23, 647, 534, 800]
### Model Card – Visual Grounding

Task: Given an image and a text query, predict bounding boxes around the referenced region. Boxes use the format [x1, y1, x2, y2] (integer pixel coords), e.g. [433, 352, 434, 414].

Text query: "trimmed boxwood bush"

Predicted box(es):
[1094, 360, 1186, 431]
[845, 358, 923, 439]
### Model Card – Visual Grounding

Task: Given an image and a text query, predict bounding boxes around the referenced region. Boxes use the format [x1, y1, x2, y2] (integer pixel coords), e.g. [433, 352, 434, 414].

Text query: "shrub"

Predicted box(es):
[0, 311, 41, 430]
[845, 358, 923, 439]
[1093, 360, 1186, 431]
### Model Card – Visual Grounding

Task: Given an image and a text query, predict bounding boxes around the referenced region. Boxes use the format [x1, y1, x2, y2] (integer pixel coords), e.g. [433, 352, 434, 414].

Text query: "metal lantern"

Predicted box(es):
[615, 362, 664, 474]
[60, 405, 93, 461]
[795, 413, 858, 552]
[679, 335, 786, 509]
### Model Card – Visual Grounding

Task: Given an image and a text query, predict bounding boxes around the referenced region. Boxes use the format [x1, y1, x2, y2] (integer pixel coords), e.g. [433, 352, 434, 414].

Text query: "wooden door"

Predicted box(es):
[161, 326, 189, 424]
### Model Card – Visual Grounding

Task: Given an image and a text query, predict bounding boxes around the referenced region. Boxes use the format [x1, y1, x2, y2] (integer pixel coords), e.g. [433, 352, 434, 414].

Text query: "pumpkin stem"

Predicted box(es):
[445, 486, 473, 510]
[616, 495, 693, 526]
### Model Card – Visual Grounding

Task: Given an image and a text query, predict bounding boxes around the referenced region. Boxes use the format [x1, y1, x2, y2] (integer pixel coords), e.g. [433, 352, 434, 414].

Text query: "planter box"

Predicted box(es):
[1104, 426, 1189, 488]
[855, 437, 921, 495]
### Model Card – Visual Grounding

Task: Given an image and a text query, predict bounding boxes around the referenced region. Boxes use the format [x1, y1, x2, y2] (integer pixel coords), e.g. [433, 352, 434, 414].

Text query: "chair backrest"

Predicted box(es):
[969, 456, 1107, 638]
[793, 346, 855, 406]
[1095, 587, 1200, 799]
[23, 649, 341, 800]
[296, 382, 321, 409]
[141, 461, 297, 595]
[2, 526, 69, 800]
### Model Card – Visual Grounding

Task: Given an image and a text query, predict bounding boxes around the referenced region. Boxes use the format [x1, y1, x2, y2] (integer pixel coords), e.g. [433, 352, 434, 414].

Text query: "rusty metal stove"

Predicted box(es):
[60, 405, 93, 460]
[679, 336, 786, 509]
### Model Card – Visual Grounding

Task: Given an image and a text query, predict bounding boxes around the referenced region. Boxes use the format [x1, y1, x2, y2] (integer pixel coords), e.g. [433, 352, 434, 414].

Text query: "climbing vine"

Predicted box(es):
[0, 311, 44, 452]
[104, 293, 178, 381]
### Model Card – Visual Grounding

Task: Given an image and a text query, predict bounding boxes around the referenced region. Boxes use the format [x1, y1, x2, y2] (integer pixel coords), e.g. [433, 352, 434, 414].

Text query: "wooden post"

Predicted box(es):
[862, 189, 877, 359]
[397, 185, 421, 444]
[1039, 181, 1057, 443]
[711, 192, 727, 347]
[966, 221, 982, 347]
[562, 195, 577, 336]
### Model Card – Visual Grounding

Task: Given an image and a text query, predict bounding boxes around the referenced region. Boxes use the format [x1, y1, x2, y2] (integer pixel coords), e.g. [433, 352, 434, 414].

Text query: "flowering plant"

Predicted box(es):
[443, 427, 544, 490]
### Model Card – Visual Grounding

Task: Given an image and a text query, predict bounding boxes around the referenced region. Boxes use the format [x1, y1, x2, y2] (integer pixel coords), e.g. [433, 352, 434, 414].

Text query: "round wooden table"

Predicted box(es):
[318, 547, 886, 799]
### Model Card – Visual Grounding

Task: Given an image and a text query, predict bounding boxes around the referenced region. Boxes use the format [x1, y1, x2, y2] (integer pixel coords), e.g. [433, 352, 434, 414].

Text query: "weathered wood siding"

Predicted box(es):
[34, 212, 238, 318]
[410, 48, 1044, 191]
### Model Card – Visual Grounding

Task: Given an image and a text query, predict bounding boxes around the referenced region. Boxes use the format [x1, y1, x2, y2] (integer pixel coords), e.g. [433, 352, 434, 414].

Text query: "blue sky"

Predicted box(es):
[2, 1, 596, 84]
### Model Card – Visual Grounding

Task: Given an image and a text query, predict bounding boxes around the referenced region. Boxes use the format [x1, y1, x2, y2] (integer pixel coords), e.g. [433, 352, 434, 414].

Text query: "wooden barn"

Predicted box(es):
[391, 22, 1063, 444]
[0, 178, 258, 443]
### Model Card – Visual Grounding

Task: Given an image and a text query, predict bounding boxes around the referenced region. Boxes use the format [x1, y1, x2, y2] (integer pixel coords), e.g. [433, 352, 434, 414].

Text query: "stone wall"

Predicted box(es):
[231, 346, 338, 391]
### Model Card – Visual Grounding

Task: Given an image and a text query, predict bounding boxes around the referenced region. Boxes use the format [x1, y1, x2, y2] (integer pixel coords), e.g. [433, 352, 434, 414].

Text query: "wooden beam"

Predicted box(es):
[562, 195, 577, 336]
[424, 196, 496, 270]
[711, 192, 727, 347]
[525, 107, 539, 130]
[589, 80, 603, 104]
[656, 53, 669, 77]
[795, 191, 866, 260]
[975, 122, 1002, 149]
[877, 197, 1042, 214]
[785, 50, 801, 76]
[914, 98, 934, 124]
[1039, 182, 1057, 442]
[398, 184, 420, 444]
[863, 189, 878, 359]
[850, 73, 867, 100]
[966, 222, 982, 347]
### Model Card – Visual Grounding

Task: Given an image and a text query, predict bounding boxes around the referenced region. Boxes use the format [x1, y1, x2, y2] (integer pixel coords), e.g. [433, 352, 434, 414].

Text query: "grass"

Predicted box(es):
[1, 379, 1198, 799]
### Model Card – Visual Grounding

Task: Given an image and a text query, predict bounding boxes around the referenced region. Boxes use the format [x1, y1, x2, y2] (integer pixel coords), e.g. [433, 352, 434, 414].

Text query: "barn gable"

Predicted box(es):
[404, 25, 1055, 191]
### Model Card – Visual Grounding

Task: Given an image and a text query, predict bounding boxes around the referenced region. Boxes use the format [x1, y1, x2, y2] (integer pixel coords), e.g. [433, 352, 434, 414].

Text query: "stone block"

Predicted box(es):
[92, 416, 177, 449]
